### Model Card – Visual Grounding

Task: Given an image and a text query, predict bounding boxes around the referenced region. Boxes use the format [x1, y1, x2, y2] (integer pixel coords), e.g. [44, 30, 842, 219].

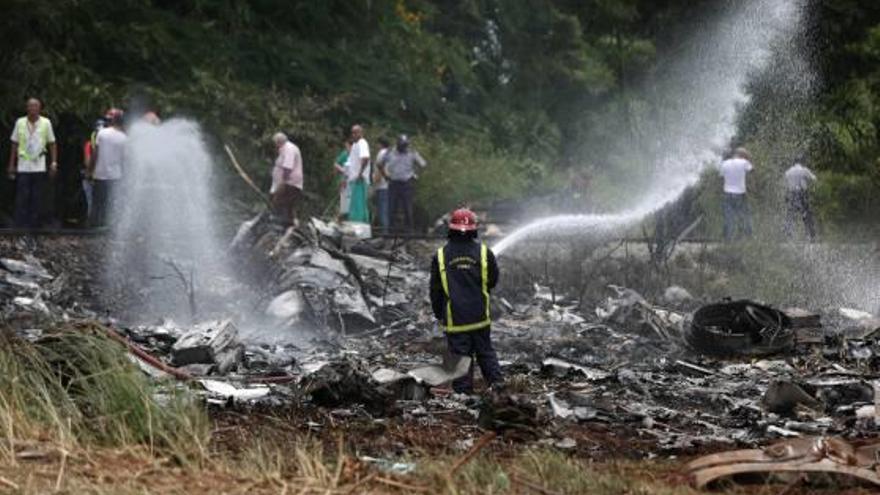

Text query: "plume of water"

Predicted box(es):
[493, 0, 807, 255]
[107, 118, 232, 321]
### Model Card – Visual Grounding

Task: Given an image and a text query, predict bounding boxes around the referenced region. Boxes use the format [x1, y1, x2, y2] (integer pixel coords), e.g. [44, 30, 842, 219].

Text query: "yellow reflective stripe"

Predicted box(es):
[438, 243, 492, 333]
[17, 117, 50, 161]
[481, 243, 489, 321]
[437, 247, 454, 328]
[444, 319, 491, 333]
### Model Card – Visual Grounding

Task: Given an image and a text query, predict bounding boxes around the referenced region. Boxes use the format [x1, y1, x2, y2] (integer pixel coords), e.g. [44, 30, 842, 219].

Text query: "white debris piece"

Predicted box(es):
[266, 290, 306, 320]
[12, 296, 50, 314]
[408, 354, 472, 386]
[301, 360, 330, 375]
[359, 456, 416, 475]
[199, 379, 270, 402]
[856, 405, 876, 419]
[534, 284, 556, 302]
[339, 221, 372, 239]
[172, 320, 241, 366]
[372, 368, 409, 384]
[554, 437, 577, 449]
[1, 258, 53, 280]
[548, 393, 574, 419]
[766, 425, 801, 438]
[543, 357, 611, 381]
[839, 308, 874, 320]
[547, 306, 585, 324]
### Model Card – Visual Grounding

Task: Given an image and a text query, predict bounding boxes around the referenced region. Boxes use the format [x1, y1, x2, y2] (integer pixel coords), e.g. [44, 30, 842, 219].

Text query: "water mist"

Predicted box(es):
[493, 0, 808, 255]
[106, 118, 233, 322]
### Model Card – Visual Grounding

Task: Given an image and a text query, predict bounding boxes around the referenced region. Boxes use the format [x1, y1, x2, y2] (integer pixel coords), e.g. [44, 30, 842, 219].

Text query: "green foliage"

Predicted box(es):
[415, 134, 548, 219]
[813, 170, 880, 235]
[1, 0, 880, 226]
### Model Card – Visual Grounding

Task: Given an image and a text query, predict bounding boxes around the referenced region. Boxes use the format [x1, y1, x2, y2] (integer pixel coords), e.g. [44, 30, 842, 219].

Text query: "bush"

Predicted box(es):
[414, 135, 549, 221]
[813, 170, 880, 237]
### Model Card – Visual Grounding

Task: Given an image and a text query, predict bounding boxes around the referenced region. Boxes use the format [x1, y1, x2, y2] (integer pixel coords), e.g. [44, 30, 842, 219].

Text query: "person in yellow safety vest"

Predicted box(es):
[429, 208, 502, 394]
[6, 97, 58, 229]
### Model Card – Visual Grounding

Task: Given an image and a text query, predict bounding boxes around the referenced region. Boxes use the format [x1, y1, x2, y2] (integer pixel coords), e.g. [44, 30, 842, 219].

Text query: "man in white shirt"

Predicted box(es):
[783, 156, 817, 240]
[270, 132, 304, 226]
[718, 147, 754, 241]
[88, 108, 127, 227]
[7, 98, 57, 228]
[344, 124, 371, 223]
[346, 125, 370, 183]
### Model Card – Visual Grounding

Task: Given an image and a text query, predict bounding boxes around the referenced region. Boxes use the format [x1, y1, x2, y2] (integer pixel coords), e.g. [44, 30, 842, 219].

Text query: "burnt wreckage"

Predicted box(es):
[3, 217, 880, 489]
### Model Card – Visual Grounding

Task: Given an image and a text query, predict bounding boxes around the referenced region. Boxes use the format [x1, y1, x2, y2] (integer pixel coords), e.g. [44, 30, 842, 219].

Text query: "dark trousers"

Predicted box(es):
[14, 172, 47, 228]
[272, 184, 302, 225]
[90, 179, 118, 227]
[722, 193, 752, 241]
[784, 190, 816, 240]
[446, 328, 502, 393]
[374, 188, 389, 233]
[389, 179, 414, 234]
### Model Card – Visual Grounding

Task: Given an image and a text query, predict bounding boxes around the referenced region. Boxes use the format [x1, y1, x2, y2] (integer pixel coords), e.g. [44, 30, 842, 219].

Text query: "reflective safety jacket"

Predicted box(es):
[15, 116, 52, 161]
[430, 238, 499, 333]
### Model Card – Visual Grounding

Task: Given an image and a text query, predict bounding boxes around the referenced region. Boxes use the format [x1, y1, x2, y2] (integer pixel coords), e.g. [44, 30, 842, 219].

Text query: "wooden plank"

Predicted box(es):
[685, 449, 769, 472]
[692, 458, 880, 489]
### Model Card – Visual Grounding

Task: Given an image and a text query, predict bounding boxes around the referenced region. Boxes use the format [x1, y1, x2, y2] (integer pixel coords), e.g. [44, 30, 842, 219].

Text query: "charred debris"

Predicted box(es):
[4, 216, 880, 489]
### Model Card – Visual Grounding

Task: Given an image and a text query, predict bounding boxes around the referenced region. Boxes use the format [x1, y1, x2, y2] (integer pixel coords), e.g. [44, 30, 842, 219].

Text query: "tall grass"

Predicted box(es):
[418, 448, 702, 495]
[0, 324, 209, 465]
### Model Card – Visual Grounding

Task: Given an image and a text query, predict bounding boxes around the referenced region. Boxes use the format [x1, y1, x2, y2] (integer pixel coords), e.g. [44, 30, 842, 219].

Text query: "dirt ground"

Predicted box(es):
[2, 412, 877, 494]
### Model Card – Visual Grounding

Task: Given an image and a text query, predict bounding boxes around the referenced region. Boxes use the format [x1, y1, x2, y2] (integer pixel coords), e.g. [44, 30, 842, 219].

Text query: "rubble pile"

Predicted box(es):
[1, 254, 68, 328]
[230, 214, 431, 336]
[4, 221, 880, 464]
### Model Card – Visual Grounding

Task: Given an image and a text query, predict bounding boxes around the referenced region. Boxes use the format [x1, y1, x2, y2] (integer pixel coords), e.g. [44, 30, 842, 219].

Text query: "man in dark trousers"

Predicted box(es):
[429, 208, 502, 394]
[7, 97, 58, 228]
[783, 155, 818, 241]
[381, 134, 426, 233]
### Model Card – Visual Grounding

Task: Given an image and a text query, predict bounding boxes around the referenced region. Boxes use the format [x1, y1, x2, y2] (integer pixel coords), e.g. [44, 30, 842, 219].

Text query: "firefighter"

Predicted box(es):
[429, 208, 502, 394]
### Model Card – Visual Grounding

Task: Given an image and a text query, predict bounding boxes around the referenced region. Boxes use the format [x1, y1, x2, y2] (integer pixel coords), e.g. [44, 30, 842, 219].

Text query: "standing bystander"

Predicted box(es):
[346, 124, 371, 224]
[382, 134, 426, 234]
[7, 97, 58, 228]
[373, 137, 391, 233]
[269, 132, 304, 226]
[334, 139, 351, 220]
[81, 116, 107, 221]
[88, 108, 127, 227]
[718, 147, 754, 241]
[783, 156, 818, 241]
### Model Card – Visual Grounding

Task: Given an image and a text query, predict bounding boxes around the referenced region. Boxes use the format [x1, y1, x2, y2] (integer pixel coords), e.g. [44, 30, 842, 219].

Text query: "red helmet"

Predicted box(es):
[104, 108, 124, 124]
[449, 208, 478, 232]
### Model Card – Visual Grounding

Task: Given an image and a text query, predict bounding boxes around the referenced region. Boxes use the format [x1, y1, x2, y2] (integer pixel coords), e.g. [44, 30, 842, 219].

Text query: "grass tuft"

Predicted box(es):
[0, 324, 209, 465]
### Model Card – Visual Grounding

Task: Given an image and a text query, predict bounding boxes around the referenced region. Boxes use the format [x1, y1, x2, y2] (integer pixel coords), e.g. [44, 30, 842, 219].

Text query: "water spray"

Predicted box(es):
[493, 0, 807, 256]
